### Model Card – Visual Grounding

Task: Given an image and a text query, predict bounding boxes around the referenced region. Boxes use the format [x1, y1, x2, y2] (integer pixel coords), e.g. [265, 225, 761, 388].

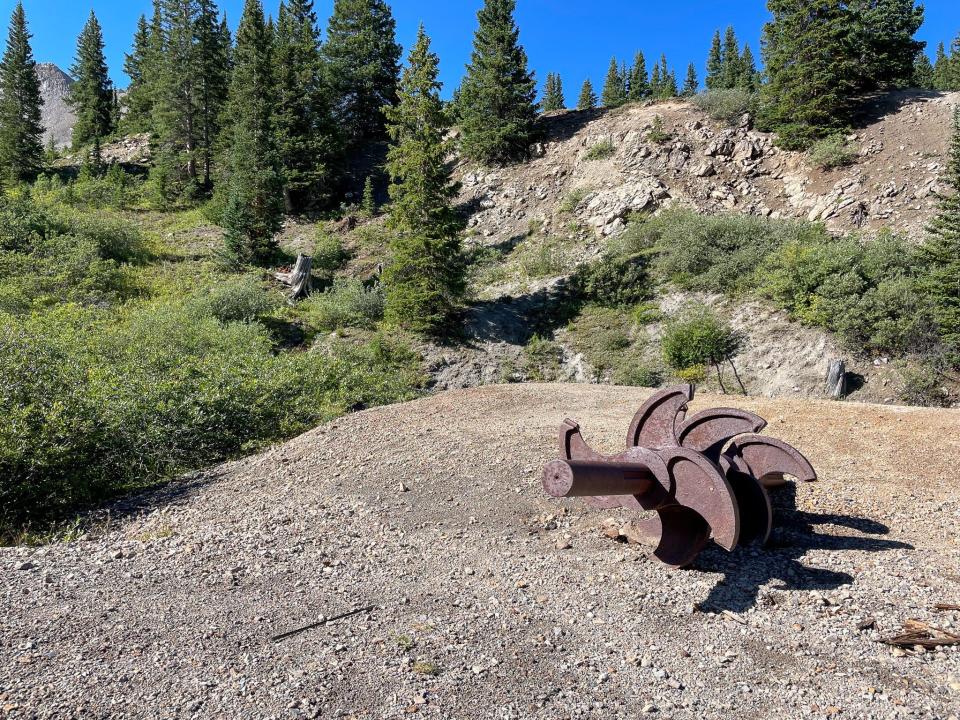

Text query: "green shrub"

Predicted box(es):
[189, 274, 280, 323]
[0, 304, 422, 534]
[516, 239, 569, 279]
[558, 187, 593, 214]
[314, 230, 351, 279]
[647, 115, 671, 144]
[523, 335, 564, 381]
[898, 360, 952, 407]
[661, 304, 742, 373]
[691, 89, 756, 125]
[32, 166, 143, 210]
[808, 133, 856, 169]
[584, 139, 615, 161]
[612, 361, 663, 388]
[577, 252, 650, 308]
[300, 279, 385, 332]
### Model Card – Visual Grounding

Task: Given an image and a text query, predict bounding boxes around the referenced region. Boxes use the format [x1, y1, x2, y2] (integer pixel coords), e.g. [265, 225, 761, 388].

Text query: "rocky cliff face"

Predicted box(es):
[36, 63, 75, 150]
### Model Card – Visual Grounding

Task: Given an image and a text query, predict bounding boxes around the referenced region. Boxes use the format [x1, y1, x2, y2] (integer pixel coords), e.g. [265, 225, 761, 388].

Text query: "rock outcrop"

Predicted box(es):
[37, 63, 75, 150]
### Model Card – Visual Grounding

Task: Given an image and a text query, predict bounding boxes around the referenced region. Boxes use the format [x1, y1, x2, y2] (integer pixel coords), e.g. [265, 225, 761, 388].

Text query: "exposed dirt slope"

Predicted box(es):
[3, 385, 959, 718]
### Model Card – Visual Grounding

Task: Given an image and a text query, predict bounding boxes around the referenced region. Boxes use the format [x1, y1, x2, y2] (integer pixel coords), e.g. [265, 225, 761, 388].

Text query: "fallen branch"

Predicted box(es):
[934, 603, 960, 611]
[271, 604, 375, 642]
[880, 619, 960, 649]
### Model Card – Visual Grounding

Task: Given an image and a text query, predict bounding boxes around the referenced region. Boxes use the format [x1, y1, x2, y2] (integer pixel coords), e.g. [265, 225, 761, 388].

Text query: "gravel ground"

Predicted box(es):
[2, 384, 960, 720]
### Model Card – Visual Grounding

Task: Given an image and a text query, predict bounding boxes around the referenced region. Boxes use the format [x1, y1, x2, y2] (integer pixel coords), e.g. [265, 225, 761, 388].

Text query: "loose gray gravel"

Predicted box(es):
[2, 384, 960, 719]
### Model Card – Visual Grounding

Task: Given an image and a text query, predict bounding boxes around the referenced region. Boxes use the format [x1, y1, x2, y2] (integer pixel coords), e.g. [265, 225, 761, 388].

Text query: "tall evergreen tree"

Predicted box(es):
[681, 63, 698, 97]
[122, 15, 154, 132]
[219, 0, 283, 264]
[932, 42, 951, 90]
[601, 57, 626, 107]
[922, 105, 960, 356]
[383, 25, 464, 334]
[457, 0, 538, 164]
[68, 11, 114, 150]
[949, 34, 960, 91]
[706, 30, 723, 90]
[0, 2, 43, 183]
[761, 0, 859, 148]
[661, 55, 678, 98]
[194, 1, 230, 188]
[273, 0, 340, 211]
[628, 51, 649, 101]
[577, 78, 597, 110]
[720, 26, 741, 90]
[322, 0, 401, 142]
[738, 43, 759, 91]
[650, 61, 662, 98]
[850, 0, 924, 90]
[154, 0, 200, 182]
[912, 52, 935, 89]
[542, 72, 565, 112]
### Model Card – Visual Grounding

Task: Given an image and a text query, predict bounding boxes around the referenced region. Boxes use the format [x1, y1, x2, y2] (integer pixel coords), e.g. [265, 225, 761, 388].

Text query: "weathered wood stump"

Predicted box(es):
[825, 358, 847, 399]
[275, 254, 313, 301]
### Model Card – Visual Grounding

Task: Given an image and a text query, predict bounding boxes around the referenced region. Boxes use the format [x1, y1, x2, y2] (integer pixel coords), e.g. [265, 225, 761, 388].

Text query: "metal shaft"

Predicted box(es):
[542, 459, 656, 499]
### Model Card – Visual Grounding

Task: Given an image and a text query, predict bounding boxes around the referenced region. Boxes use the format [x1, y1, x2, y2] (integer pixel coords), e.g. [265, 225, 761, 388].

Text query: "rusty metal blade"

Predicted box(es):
[625, 385, 692, 450]
[676, 408, 768, 462]
[725, 435, 817, 488]
[623, 506, 711, 568]
[725, 470, 773, 545]
[657, 447, 740, 551]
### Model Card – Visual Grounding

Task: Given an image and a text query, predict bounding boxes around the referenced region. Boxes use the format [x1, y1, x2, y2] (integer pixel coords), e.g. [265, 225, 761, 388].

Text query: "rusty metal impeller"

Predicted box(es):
[542, 385, 816, 567]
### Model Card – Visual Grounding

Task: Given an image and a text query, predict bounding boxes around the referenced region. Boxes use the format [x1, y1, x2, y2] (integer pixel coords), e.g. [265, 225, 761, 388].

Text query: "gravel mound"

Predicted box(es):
[2, 384, 959, 719]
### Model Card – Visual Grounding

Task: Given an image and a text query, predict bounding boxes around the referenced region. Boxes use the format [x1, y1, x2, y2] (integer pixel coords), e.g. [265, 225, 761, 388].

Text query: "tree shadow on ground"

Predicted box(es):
[693, 484, 912, 614]
[850, 89, 944, 130]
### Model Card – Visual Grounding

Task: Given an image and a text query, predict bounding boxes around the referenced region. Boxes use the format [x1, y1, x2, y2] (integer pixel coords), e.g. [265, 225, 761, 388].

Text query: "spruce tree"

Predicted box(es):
[659, 55, 678, 98]
[194, 0, 230, 188]
[322, 0, 401, 142]
[912, 52, 935, 89]
[650, 61, 662, 98]
[933, 42, 950, 90]
[219, 0, 283, 264]
[457, 0, 538, 165]
[850, 0, 924, 90]
[706, 30, 723, 90]
[383, 25, 464, 334]
[0, 2, 43, 183]
[360, 174, 376, 217]
[68, 11, 114, 150]
[577, 78, 597, 110]
[681, 63, 698, 97]
[542, 72, 565, 112]
[761, 0, 859, 149]
[122, 15, 154, 132]
[601, 57, 626, 107]
[720, 26, 741, 90]
[922, 105, 960, 356]
[628, 51, 649, 101]
[738, 43, 759, 91]
[273, 0, 341, 211]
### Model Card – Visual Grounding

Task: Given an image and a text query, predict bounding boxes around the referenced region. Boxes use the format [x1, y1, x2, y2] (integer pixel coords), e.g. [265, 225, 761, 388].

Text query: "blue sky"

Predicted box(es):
[3, 0, 959, 99]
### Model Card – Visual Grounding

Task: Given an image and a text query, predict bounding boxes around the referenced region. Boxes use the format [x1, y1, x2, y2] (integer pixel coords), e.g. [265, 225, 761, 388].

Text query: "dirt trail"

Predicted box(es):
[2, 385, 959, 718]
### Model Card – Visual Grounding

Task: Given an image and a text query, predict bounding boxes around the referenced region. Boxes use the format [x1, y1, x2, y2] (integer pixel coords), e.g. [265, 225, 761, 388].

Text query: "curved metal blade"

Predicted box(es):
[725, 470, 774, 546]
[676, 408, 768, 463]
[724, 435, 817, 488]
[620, 506, 711, 568]
[625, 385, 693, 450]
[657, 447, 740, 551]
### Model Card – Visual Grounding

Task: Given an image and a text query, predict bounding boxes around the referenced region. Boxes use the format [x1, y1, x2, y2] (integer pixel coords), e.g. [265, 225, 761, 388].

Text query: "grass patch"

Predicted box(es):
[808, 133, 857, 170]
[558, 187, 593, 214]
[690, 89, 756, 125]
[584, 139, 615, 161]
[523, 335, 564, 381]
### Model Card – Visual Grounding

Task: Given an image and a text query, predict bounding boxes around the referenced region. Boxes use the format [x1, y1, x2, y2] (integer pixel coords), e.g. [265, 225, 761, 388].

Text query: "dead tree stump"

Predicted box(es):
[825, 358, 847, 399]
[275, 254, 313, 301]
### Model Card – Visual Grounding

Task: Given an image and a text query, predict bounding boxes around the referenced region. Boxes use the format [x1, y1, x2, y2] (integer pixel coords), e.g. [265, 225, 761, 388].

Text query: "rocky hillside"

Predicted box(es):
[431, 91, 960, 401]
[36, 63, 75, 150]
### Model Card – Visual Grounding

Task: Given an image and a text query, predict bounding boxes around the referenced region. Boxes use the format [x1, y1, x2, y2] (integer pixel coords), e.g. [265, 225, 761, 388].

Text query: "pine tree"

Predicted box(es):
[0, 2, 43, 183]
[850, 0, 924, 91]
[681, 63, 698, 97]
[738, 43, 759, 91]
[219, 0, 283, 264]
[933, 42, 951, 90]
[383, 25, 464, 334]
[601, 57, 626, 107]
[761, 0, 859, 149]
[659, 54, 678, 98]
[922, 105, 960, 355]
[194, 0, 230, 188]
[912, 52, 935, 89]
[650, 61, 662, 98]
[457, 0, 538, 165]
[706, 30, 723, 90]
[273, 0, 341, 211]
[68, 11, 114, 150]
[322, 0, 401, 142]
[949, 33, 960, 91]
[628, 51, 649, 101]
[720, 26, 741, 90]
[360, 174, 376, 217]
[542, 72, 565, 112]
[122, 15, 154, 132]
[577, 78, 597, 110]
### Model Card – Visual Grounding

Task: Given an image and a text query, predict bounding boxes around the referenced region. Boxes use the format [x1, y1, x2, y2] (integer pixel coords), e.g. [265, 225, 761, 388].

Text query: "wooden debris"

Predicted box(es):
[880, 619, 960, 650]
[274, 253, 313, 301]
[271, 604, 374, 642]
[934, 603, 960, 611]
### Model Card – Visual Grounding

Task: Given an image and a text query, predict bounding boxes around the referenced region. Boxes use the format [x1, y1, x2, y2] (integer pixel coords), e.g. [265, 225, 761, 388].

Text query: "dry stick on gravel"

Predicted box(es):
[271, 605, 375, 642]
[880, 619, 960, 649]
[934, 603, 960, 611]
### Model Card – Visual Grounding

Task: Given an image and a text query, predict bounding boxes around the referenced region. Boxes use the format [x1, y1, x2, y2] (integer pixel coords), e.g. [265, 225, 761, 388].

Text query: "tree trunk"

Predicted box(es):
[825, 358, 847, 399]
[274, 254, 313, 301]
[728, 358, 748, 395]
[714, 362, 728, 394]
